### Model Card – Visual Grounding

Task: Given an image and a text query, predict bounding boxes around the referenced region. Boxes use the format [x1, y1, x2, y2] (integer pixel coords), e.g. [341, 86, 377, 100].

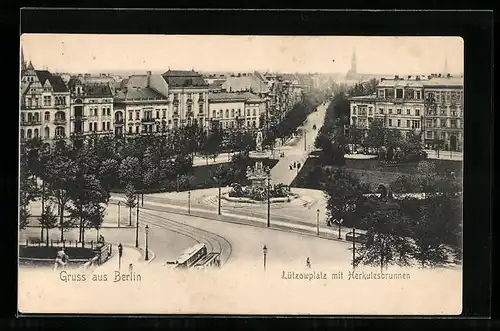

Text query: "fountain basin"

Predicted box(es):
[222, 192, 299, 204]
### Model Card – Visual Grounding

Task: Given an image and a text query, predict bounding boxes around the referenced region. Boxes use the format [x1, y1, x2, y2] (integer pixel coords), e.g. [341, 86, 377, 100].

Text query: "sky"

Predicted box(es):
[20, 34, 464, 75]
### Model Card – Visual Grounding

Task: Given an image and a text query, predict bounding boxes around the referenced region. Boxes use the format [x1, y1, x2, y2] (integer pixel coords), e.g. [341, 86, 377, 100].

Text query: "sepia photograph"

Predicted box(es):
[18, 34, 464, 315]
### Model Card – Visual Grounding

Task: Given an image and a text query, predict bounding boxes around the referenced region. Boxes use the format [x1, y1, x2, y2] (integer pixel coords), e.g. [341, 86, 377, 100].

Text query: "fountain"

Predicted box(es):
[224, 130, 296, 203]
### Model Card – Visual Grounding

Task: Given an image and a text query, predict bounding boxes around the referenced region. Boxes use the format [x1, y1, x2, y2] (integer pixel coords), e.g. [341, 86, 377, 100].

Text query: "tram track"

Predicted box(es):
[139, 209, 233, 266]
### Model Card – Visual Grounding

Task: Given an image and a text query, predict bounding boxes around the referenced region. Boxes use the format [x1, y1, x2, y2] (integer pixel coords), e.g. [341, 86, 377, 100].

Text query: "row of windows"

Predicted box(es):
[425, 119, 460, 128]
[386, 119, 421, 129]
[20, 126, 65, 139]
[378, 89, 422, 100]
[172, 92, 204, 100]
[425, 130, 461, 140]
[87, 107, 112, 116]
[212, 108, 258, 118]
[88, 122, 112, 132]
[352, 106, 421, 116]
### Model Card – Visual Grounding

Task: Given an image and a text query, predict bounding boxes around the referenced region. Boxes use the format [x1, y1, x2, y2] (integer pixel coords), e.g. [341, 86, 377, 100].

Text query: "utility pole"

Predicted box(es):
[135, 193, 139, 248]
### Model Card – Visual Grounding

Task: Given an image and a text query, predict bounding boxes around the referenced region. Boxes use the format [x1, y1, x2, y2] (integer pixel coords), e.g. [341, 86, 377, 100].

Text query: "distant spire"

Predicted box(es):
[444, 56, 448, 75]
[27, 60, 34, 70]
[350, 48, 357, 74]
[21, 46, 26, 71]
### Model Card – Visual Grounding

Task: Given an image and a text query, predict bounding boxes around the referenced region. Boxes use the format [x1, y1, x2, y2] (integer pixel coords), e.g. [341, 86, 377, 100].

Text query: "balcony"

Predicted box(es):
[114, 119, 124, 125]
[70, 132, 84, 138]
[54, 135, 67, 140]
[55, 104, 68, 109]
[70, 116, 88, 121]
[54, 118, 67, 125]
[20, 120, 41, 126]
[141, 117, 155, 123]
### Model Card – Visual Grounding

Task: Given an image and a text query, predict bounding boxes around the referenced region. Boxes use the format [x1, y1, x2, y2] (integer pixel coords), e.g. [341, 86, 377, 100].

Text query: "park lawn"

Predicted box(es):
[291, 157, 462, 192]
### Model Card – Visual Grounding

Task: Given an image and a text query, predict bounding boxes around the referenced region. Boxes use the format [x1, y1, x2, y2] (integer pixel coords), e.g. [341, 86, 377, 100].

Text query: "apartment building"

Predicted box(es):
[207, 92, 265, 131]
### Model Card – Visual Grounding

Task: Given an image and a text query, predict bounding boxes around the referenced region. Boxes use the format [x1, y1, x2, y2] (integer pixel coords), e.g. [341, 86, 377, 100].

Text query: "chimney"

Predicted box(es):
[146, 71, 151, 87]
[428, 75, 432, 80]
[381, 78, 385, 81]
[447, 73, 451, 78]
[438, 73, 442, 78]
[416, 75, 420, 81]
[408, 75, 411, 80]
[395, 75, 399, 80]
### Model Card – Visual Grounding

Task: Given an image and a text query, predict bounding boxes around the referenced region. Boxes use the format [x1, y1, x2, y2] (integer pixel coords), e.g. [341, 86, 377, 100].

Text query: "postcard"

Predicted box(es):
[18, 34, 463, 315]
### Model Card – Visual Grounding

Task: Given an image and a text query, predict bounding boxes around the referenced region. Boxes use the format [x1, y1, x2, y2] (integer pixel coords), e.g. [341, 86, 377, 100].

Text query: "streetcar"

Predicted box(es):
[193, 252, 221, 269]
[175, 243, 207, 269]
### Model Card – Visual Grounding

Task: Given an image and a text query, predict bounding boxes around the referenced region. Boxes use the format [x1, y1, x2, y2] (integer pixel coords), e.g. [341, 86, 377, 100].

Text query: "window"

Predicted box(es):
[136, 111, 140, 120]
[156, 111, 160, 119]
[388, 109, 393, 114]
[156, 125, 160, 132]
[352, 106, 357, 115]
[396, 89, 403, 98]
[406, 120, 410, 127]
[128, 126, 133, 134]
[397, 109, 402, 115]
[225, 109, 229, 118]
[34, 129, 39, 138]
[450, 119, 457, 128]
[101, 122, 105, 131]
[397, 119, 401, 127]
[135, 125, 139, 134]
[212, 110, 216, 117]
[414, 120, 420, 129]
[407, 109, 411, 115]
[416, 91, 421, 99]
[187, 105, 192, 114]
[451, 109, 457, 117]
[163, 110, 166, 118]
[247, 109, 250, 116]
[379, 108, 383, 114]
[43, 96, 51, 106]
[20, 129, 25, 139]
[107, 122, 110, 131]
[231, 109, 235, 117]
[441, 132, 446, 140]
[129, 111, 133, 119]
[102, 108, 105, 116]
[107, 108, 111, 116]
[253, 109, 256, 116]
[44, 111, 50, 121]
[441, 119, 447, 127]
[426, 119, 432, 127]
[426, 131, 432, 139]
[415, 109, 420, 116]
[55, 127, 65, 137]
[388, 119, 392, 126]
[238, 109, 241, 116]
[199, 104, 203, 113]
[21, 113, 26, 122]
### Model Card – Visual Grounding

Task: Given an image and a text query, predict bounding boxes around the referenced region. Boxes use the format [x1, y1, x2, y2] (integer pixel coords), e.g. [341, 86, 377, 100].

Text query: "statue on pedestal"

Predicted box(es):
[255, 130, 263, 153]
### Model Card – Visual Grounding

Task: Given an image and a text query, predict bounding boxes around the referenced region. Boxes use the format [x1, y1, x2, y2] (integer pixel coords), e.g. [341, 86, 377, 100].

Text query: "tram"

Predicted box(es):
[193, 252, 221, 269]
[175, 243, 207, 269]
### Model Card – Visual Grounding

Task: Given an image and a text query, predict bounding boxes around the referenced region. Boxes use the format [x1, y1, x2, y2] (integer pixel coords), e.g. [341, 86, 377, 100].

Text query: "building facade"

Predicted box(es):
[208, 92, 265, 131]
[20, 62, 71, 146]
[348, 74, 464, 151]
[67, 77, 115, 139]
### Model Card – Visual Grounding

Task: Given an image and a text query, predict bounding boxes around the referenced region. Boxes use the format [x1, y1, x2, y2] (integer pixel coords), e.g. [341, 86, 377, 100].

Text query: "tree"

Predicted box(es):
[355, 201, 415, 270]
[119, 156, 142, 188]
[67, 174, 109, 247]
[124, 183, 137, 226]
[324, 168, 365, 227]
[347, 125, 363, 152]
[39, 204, 58, 247]
[98, 158, 119, 193]
[364, 119, 385, 153]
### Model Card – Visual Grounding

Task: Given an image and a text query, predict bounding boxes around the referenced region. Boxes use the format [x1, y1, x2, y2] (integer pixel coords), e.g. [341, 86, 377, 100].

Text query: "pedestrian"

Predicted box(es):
[297, 162, 301, 169]
[293, 161, 296, 168]
[129, 263, 133, 272]
[53, 247, 68, 271]
[289, 164, 293, 171]
[306, 257, 311, 268]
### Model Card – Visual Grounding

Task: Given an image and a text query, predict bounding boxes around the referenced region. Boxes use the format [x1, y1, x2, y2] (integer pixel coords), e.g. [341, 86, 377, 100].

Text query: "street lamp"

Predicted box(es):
[263, 245, 268, 270]
[304, 128, 307, 151]
[144, 225, 149, 261]
[188, 191, 191, 214]
[213, 176, 221, 215]
[117, 201, 121, 227]
[135, 193, 139, 248]
[267, 172, 271, 228]
[316, 209, 320, 236]
[334, 218, 344, 239]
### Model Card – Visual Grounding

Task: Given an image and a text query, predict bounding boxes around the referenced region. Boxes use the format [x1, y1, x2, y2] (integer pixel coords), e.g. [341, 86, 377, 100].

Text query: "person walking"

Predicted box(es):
[53, 247, 69, 271]
[306, 257, 311, 268]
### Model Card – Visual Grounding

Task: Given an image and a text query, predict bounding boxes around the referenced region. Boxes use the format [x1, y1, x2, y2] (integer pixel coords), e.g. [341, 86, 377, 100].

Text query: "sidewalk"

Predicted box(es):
[111, 195, 353, 245]
[85, 243, 155, 275]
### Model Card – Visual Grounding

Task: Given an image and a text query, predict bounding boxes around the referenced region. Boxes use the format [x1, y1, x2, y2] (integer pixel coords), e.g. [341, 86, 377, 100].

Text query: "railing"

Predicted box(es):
[55, 104, 68, 109]
[20, 120, 41, 126]
[54, 135, 67, 140]
[70, 116, 88, 121]
[53, 118, 67, 125]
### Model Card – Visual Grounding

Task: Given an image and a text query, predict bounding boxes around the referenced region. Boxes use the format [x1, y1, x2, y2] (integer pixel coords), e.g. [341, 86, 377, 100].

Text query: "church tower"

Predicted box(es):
[351, 49, 357, 74]
[20, 46, 27, 72]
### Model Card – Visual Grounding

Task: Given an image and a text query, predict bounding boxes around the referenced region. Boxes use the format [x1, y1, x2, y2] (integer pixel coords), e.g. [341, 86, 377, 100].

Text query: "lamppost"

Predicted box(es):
[267, 172, 271, 228]
[334, 218, 343, 239]
[316, 209, 320, 236]
[144, 225, 149, 261]
[352, 226, 356, 270]
[188, 191, 191, 214]
[263, 245, 268, 270]
[117, 201, 121, 227]
[135, 193, 139, 248]
[213, 176, 221, 215]
[303, 128, 307, 151]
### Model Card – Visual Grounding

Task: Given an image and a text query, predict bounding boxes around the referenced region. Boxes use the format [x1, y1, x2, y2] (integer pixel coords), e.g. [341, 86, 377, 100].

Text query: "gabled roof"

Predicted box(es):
[162, 70, 208, 87]
[85, 84, 113, 98]
[423, 77, 464, 88]
[35, 70, 69, 92]
[208, 91, 263, 103]
[221, 74, 270, 94]
[114, 86, 166, 101]
[378, 79, 424, 88]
